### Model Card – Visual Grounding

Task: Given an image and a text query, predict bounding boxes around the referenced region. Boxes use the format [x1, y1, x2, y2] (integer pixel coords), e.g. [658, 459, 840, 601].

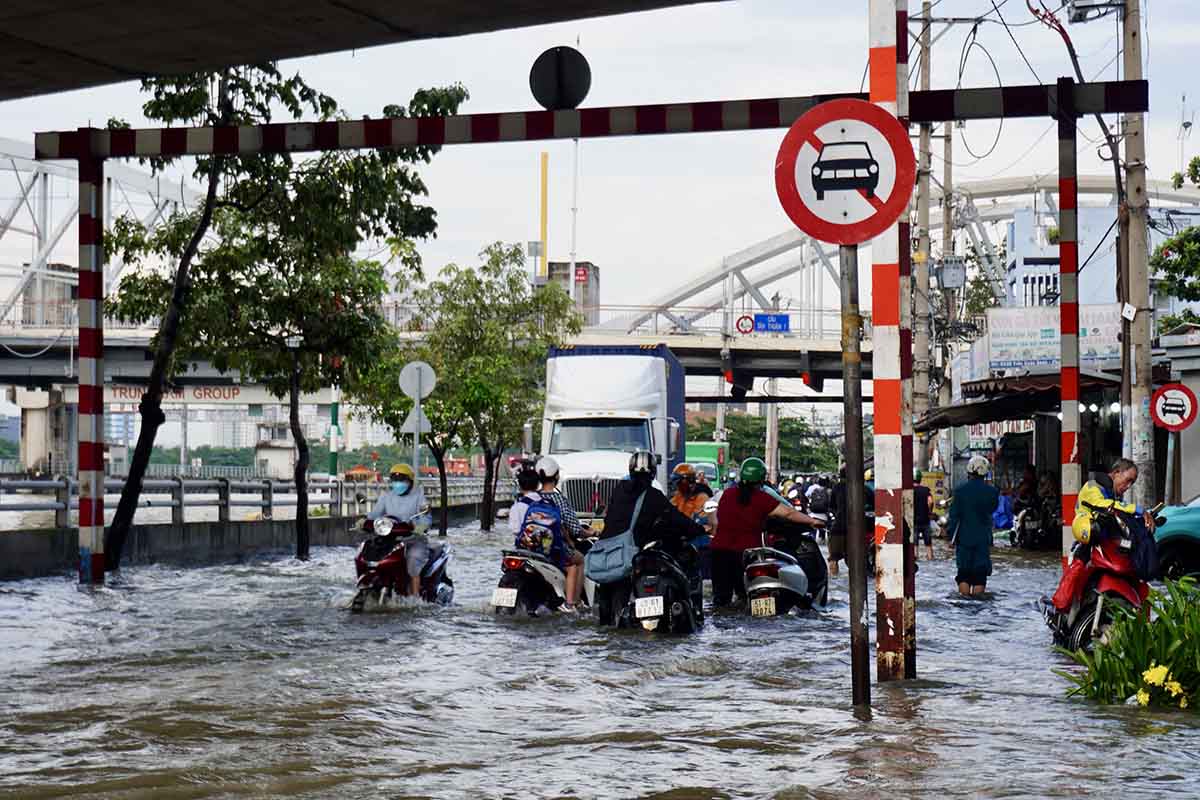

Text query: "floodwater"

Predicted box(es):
[2, 530, 1198, 799]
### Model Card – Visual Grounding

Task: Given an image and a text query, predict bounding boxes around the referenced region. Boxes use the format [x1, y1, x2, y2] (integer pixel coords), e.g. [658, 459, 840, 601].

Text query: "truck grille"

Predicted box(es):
[561, 477, 622, 515]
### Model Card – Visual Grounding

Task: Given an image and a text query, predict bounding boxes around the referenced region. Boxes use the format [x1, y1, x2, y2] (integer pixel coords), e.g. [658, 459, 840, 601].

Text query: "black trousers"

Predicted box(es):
[595, 578, 632, 625]
[711, 549, 747, 607]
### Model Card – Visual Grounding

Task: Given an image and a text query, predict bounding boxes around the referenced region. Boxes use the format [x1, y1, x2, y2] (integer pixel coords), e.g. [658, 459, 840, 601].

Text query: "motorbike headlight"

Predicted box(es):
[374, 518, 394, 536]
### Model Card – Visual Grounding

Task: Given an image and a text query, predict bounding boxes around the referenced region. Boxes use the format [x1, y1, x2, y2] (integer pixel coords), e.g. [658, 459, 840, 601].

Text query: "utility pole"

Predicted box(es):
[1124, 0, 1154, 506]
[913, 0, 933, 469]
[765, 300, 780, 483]
[938, 125, 955, 471]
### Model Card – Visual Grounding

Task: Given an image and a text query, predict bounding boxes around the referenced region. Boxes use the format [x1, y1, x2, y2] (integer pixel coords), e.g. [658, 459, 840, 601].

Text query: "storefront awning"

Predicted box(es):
[916, 371, 1120, 433]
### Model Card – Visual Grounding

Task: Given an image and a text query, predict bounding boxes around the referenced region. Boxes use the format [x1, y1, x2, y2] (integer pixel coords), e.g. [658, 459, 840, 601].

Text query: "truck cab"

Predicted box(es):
[540, 345, 684, 521]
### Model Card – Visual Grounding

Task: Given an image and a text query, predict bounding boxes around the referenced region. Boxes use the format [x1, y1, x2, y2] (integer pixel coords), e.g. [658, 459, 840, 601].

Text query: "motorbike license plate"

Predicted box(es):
[491, 587, 518, 608]
[635, 595, 664, 619]
[750, 596, 777, 617]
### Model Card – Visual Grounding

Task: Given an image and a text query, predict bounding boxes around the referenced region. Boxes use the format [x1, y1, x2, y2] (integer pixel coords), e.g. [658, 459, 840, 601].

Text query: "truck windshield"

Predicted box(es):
[550, 419, 650, 453]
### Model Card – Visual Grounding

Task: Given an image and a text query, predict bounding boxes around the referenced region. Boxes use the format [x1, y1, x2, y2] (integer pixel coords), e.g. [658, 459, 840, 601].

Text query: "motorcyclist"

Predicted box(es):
[711, 457, 826, 607]
[595, 450, 707, 625]
[536, 456, 586, 611]
[1070, 458, 1152, 545]
[366, 463, 432, 598]
[670, 463, 709, 523]
[508, 462, 543, 538]
[1050, 458, 1153, 614]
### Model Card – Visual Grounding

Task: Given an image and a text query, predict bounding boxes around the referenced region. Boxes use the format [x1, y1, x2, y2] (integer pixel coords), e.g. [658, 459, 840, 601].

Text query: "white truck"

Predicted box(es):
[538, 344, 685, 521]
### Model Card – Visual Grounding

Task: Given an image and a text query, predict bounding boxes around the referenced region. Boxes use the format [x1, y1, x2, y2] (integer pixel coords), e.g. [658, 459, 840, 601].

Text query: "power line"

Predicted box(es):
[989, 0, 1042, 84]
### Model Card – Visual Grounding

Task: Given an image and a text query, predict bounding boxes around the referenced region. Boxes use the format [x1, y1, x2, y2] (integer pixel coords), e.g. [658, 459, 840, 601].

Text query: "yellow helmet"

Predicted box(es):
[389, 463, 415, 481]
[672, 463, 696, 479]
[864, 468, 874, 481]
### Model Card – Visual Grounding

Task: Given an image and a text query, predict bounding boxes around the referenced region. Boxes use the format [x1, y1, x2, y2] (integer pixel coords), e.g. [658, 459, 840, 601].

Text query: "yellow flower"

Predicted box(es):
[1143, 664, 1169, 687]
[1166, 681, 1184, 698]
[1182, 696, 1189, 710]
[1137, 689, 1151, 706]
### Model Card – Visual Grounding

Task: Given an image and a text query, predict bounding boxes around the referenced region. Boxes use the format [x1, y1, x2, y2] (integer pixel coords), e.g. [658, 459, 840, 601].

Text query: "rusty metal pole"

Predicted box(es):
[840, 242, 870, 708]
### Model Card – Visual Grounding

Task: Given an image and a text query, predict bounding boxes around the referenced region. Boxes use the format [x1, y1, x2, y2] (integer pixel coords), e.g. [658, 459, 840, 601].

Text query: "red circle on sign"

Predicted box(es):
[774, 98, 916, 245]
[1151, 383, 1197, 432]
[735, 315, 754, 335]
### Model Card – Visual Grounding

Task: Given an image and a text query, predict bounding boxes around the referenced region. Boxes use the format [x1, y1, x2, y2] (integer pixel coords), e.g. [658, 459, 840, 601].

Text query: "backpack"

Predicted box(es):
[517, 495, 567, 567]
[584, 491, 646, 584]
[809, 485, 830, 514]
[1128, 515, 1160, 582]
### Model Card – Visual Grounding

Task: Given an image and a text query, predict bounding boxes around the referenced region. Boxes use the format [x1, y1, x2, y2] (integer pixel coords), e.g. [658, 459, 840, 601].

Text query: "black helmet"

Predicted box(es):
[628, 450, 655, 477]
[516, 461, 540, 492]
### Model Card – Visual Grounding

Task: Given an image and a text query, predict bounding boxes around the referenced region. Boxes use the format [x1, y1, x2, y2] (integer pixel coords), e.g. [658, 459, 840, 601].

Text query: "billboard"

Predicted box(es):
[987, 304, 1121, 372]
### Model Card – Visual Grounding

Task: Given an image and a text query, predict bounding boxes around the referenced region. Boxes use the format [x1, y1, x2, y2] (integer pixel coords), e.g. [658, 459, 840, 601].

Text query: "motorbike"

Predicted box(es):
[351, 510, 454, 612]
[618, 539, 704, 634]
[492, 532, 596, 616]
[1040, 502, 1163, 651]
[1011, 496, 1059, 550]
[743, 519, 829, 617]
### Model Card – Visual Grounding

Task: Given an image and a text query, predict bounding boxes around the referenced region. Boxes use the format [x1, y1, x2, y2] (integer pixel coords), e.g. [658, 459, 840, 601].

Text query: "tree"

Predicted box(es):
[963, 240, 1006, 321]
[107, 73, 468, 561]
[686, 412, 838, 473]
[413, 243, 582, 530]
[102, 65, 337, 568]
[1156, 307, 1200, 335]
[1153, 227, 1200, 302]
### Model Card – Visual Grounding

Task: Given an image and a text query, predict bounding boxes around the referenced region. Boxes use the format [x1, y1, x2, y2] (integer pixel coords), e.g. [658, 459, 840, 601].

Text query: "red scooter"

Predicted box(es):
[1041, 501, 1162, 650]
[351, 512, 454, 612]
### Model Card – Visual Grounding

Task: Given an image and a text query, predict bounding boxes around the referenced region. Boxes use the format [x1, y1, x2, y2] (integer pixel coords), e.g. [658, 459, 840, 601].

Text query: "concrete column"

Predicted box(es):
[217, 478, 231, 524]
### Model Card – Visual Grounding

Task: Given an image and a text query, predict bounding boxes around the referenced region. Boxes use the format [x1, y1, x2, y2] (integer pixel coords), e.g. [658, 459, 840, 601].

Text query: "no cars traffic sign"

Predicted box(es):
[1152, 383, 1198, 431]
[774, 98, 916, 245]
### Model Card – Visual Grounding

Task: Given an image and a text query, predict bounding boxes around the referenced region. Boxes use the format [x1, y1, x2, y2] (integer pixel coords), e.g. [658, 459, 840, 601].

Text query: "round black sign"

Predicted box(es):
[529, 46, 591, 111]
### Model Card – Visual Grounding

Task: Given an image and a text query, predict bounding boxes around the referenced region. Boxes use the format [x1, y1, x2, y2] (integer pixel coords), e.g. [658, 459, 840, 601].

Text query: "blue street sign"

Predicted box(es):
[754, 313, 790, 333]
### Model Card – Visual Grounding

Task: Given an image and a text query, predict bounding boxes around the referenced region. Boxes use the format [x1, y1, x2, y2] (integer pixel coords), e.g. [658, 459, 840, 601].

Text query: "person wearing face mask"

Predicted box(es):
[367, 463, 432, 597]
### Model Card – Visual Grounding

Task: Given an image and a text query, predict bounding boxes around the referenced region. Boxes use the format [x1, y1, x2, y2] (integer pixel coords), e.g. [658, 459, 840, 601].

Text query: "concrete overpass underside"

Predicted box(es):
[0, 1, 716, 101]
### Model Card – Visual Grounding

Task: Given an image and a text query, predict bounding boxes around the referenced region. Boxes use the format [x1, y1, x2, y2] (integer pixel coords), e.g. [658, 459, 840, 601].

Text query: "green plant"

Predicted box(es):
[1057, 577, 1200, 709]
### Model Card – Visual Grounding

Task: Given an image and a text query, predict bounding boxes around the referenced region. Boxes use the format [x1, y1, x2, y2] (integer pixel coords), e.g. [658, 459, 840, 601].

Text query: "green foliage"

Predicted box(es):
[687, 412, 838, 473]
[149, 445, 254, 466]
[1157, 307, 1200, 335]
[0, 439, 17, 460]
[1171, 155, 1200, 191]
[963, 240, 1006, 320]
[1152, 227, 1200, 303]
[1057, 578, 1200, 710]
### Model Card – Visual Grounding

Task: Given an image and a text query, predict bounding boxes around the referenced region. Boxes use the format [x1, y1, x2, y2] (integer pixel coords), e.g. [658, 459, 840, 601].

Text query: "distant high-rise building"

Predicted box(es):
[547, 260, 599, 325]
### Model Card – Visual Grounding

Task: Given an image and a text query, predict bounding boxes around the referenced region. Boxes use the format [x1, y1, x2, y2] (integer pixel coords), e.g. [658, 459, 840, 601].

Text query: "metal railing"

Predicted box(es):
[0, 459, 22, 475]
[0, 475, 513, 529]
[5, 300, 861, 341]
[137, 463, 264, 480]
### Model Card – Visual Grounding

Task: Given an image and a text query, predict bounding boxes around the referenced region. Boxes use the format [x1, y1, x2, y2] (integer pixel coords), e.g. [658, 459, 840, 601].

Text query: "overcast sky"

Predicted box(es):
[1, 0, 1196, 417]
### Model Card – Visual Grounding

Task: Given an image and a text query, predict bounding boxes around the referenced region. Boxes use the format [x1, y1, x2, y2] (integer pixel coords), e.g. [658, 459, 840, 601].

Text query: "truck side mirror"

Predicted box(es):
[522, 421, 534, 456]
[667, 419, 681, 458]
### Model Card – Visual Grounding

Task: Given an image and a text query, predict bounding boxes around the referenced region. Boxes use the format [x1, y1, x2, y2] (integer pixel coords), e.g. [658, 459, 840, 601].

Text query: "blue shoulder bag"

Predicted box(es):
[584, 491, 645, 584]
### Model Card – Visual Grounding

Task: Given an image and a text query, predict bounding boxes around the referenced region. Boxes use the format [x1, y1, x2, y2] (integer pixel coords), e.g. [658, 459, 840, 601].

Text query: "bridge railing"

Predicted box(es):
[4, 300, 866, 341]
[0, 474, 513, 528]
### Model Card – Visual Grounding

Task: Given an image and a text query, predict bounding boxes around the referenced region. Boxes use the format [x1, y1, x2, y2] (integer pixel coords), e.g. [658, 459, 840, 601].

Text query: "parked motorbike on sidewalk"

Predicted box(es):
[744, 520, 829, 616]
[492, 535, 596, 617]
[1011, 496, 1059, 550]
[1040, 502, 1163, 650]
[619, 540, 704, 634]
[351, 511, 454, 612]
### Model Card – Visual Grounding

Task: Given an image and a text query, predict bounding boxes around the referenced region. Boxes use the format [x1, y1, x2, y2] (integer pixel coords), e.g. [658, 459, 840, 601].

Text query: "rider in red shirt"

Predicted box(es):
[711, 457, 826, 607]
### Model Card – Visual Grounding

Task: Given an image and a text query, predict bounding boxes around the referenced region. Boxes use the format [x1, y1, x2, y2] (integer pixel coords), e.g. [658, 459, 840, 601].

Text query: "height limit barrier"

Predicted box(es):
[35, 78, 1144, 593]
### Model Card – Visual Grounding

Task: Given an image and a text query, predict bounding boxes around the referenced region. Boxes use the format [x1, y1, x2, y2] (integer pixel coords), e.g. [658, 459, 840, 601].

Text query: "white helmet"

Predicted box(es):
[536, 456, 560, 482]
[967, 455, 991, 477]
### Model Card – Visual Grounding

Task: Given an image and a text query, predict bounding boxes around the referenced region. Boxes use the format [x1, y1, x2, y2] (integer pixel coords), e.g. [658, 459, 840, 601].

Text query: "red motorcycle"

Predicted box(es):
[351, 513, 454, 612]
[1041, 501, 1162, 650]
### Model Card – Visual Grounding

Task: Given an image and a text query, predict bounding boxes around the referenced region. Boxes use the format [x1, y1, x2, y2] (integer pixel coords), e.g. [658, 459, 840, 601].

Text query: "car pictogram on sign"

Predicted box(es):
[812, 141, 879, 201]
[1160, 399, 1188, 420]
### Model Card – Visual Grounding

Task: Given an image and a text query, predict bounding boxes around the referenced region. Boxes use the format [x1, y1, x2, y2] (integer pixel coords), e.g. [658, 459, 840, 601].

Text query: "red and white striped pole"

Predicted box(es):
[1057, 78, 1081, 568]
[77, 129, 106, 585]
[869, 0, 914, 682]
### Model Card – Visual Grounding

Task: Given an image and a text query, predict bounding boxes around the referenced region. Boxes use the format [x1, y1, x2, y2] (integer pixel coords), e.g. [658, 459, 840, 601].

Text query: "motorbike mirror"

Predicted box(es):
[355, 493, 367, 504]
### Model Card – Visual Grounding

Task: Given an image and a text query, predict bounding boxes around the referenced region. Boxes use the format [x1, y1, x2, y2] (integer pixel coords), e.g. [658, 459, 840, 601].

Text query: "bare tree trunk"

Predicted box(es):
[105, 110, 226, 568]
[290, 357, 310, 560]
[479, 446, 496, 531]
[428, 442, 449, 536]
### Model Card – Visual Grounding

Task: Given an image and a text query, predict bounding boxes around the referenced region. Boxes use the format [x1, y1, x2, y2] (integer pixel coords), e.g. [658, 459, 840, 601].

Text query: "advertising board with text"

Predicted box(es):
[987, 304, 1121, 372]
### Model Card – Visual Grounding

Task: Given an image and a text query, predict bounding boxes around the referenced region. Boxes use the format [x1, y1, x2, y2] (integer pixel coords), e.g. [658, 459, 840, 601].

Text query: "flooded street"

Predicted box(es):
[2, 528, 1198, 799]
